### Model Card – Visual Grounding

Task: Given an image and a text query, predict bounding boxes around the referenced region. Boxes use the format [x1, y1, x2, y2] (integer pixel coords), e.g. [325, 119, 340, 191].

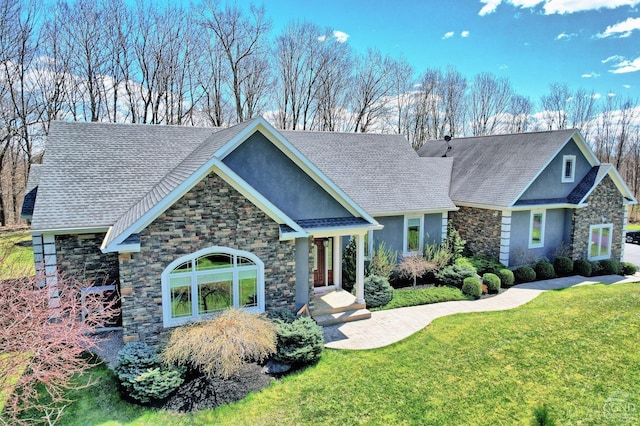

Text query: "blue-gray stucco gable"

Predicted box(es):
[222, 131, 352, 221]
[518, 138, 592, 202]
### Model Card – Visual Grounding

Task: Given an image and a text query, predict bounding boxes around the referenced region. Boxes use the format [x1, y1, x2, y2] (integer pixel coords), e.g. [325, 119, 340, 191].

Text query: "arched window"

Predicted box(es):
[161, 247, 264, 327]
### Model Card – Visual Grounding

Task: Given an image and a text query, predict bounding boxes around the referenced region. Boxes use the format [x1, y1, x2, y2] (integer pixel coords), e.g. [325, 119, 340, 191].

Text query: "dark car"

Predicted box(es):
[626, 230, 640, 244]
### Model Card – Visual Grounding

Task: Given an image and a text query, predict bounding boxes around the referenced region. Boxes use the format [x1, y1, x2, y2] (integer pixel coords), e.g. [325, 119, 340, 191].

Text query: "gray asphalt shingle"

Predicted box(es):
[417, 129, 578, 207]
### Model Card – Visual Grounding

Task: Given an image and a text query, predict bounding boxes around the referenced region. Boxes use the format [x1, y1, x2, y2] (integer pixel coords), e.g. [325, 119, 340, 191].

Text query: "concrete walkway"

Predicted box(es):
[323, 273, 640, 350]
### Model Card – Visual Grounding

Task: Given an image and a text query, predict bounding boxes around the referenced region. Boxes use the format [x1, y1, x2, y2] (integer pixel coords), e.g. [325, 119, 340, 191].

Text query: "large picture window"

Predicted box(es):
[588, 224, 613, 261]
[529, 210, 545, 248]
[162, 247, 264, 327]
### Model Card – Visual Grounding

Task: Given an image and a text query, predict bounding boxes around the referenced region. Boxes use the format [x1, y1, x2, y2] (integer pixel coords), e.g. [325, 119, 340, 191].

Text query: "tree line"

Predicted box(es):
[1, 0, 639, 226]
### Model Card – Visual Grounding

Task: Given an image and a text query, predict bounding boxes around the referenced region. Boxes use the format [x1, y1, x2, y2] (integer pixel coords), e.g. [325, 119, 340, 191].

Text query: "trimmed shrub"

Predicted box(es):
[437, 264, 477, 288]
[482, 273, 501, 294]
[274, 316, 324, 367]
[535, 261, 555, 280]
[461, 276, 482, 299]
[599, 259, 621, 275]
[497, 268, 515, 287]
[342, 238, 357, 292]
[622, 262, 638, 275]
[553, 256, 574, 277]
[364, 275, 394, 308]
[115, 342, 184, 404]
[469, 255, 505, 275]
[573, 259, 592, 277]
[590, 261, 605, 276]
[266, 308, 297, 324]
[514, 266, 536, 283]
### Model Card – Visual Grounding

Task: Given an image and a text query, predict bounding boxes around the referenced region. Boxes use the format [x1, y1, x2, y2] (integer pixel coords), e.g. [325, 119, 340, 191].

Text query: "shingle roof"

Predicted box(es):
[282, 130, 456, 215]
[279, 217, 371, 234]
[417, 129, 578, 207]
[31, 121, 218, 231]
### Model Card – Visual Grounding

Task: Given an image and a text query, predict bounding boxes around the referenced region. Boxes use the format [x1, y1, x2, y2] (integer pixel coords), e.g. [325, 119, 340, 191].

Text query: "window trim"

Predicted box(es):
[403, 215, 424, 255]
[528, 210, 546, 249]
[562, 155, 576, 183]
[588, 223, 613, 261]
[161, 246, 265, 327]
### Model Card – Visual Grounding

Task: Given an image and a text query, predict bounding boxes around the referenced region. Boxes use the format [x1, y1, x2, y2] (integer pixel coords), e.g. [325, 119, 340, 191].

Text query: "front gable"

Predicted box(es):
[517, 136, 594, 203]
[222, 131, 351, 221]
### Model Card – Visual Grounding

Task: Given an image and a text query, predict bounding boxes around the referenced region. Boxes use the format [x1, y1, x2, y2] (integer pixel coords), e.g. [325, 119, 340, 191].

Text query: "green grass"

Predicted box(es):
[628, 223, 640, 231]
[0, 230, 34, 279]
[370, 285, 470, 311]
[55, 283, 640, 425]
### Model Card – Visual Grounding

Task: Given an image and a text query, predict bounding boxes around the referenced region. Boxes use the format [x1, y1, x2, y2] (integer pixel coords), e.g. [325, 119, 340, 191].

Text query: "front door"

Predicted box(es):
[313, 238, 333, 287]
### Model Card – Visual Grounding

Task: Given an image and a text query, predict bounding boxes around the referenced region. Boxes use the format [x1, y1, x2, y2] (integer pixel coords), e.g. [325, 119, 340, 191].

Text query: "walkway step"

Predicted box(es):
[312, 301, 366, 316]
[314, 308, 372, 326]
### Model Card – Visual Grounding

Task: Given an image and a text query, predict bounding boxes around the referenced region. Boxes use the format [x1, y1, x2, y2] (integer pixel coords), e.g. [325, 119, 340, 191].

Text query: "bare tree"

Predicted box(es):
[468, 72, 513, 136]
[201, 1, 272, 123]
[541, 83, 596, 135]
[506, 94, 532, 133]
[594, 96, 639, 168]
[386, 56, 414, 137]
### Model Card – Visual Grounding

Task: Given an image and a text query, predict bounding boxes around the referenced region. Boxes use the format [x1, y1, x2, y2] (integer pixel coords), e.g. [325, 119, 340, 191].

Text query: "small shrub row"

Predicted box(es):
[370, 285, 469, 311]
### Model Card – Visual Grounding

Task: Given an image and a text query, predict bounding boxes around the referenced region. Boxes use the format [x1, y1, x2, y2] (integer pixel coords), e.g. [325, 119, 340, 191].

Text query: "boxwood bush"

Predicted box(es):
[497, 268, 515, 287]
[514, 266, 536, 283]
[364, 275, 394, 308]
[274, 316, 324, 367]
[482, 273, 501, 294]
[437, 264, 477, 288]
[599, 259, 621, 275]
[553, 256, 574, 277]
[573, 259, 592, 277]
[461, 276, 482, 299]
[115, 342, 184, 404]
[622, 262, 638, 275]
[535, 261, 555, 280]
[590, 261, 605, 276]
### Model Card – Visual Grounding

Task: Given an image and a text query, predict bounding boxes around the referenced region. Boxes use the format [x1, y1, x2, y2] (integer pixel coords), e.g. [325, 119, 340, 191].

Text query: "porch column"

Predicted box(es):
[355, 233, 365, 304]
[333, 236, 341, 288]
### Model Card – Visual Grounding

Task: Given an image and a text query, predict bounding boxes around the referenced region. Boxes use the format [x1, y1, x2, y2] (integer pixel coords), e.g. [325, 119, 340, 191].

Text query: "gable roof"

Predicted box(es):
[21, 164, 41, 219]
[417, 129, 588, 208]
[31, 121, 217, 232]
[282, 130, 456, 215]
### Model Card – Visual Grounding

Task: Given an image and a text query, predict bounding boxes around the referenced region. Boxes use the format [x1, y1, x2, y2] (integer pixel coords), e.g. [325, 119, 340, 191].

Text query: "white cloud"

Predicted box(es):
[555, 32, 576, 40]
[593, 93, 602, 99]
[317, 35, 327, 42]
[581, 72, 600, 78]
[461, 30, 470, 37]
[602, 55, 625, 63]
[479, 0, 502, 15]
[623, 84, 631, 89]
[498, 64, 509, 69]
[608, 92, 617, 97]
[332, 30, 349, 43]
[479, 0, 640, 16]
[443, 31, 455, 39]
[597, 17, 640, 38]
[608, 56, 640, 73]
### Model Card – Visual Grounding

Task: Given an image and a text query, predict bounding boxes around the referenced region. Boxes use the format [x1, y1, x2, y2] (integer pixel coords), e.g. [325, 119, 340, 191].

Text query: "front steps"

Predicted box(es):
[310, 289, 371, 326]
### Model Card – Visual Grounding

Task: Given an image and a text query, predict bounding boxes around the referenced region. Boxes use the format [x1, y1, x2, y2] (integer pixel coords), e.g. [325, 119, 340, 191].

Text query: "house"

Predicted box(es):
[24, 118, 635, 345]
[418, 129, 637, 266]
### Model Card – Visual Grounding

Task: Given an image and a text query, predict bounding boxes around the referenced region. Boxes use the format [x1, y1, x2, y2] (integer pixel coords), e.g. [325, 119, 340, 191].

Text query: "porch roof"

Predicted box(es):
[279, 217, 376, 237]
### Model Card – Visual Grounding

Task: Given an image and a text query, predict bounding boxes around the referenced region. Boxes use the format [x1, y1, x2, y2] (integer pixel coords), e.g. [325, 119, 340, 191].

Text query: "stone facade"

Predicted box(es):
[569, 175, 625, 261]
[450, 206, 502, 258]
[55, 233, 120, 285]
[118, 172, 298, 346]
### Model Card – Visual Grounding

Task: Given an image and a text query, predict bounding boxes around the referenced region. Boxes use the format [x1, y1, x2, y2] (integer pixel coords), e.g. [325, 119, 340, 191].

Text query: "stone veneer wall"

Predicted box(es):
[118, 173, 297, 346]
[55, 233, 120, 285]
[450, 206, 502, 259]
[570, 175, 625, 261]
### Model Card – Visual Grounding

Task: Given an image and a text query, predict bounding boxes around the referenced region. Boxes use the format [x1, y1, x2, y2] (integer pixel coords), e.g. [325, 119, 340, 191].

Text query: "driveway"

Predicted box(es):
[624, 242, 640, 266]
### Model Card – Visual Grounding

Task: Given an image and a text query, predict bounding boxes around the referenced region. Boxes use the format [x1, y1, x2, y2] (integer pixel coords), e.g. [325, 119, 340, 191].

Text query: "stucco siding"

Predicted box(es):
[371, 215, 404, 255]
[509, 208, 570, 265]
[223, 131, 351, 220]
[424, 213, 443, 244]
[519, 139, 592, 201]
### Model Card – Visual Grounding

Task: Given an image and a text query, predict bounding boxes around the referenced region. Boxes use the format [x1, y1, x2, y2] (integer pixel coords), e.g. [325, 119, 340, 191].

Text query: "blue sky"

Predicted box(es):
[262, 0, 640, 106]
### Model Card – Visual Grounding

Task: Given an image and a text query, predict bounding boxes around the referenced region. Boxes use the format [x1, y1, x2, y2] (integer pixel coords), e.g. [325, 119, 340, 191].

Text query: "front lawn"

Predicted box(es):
[55, 283, 640, 425]
[0, 230, 34, 279]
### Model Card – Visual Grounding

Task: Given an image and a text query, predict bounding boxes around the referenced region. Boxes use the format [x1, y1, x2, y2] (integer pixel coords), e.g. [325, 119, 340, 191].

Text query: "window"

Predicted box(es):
[162, 247, 264, 327]
[562, 155, 576, 183]
[589, 224, 613, 260]
[529, 210, 545, 248]
[404, 216, 424, 254]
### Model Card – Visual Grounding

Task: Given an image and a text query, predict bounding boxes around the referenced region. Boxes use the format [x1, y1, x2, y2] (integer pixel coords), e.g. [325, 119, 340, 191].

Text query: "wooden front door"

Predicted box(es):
[313, 238, 333, 287]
